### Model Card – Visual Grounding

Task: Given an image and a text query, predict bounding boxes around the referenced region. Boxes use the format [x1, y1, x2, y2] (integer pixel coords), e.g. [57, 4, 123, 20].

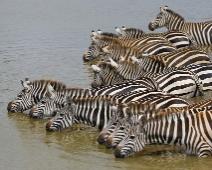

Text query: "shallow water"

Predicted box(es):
[1, 0, 212, 170]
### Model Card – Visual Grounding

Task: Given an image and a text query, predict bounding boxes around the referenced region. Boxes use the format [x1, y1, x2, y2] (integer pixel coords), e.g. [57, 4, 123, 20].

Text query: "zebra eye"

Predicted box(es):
[119, 126, 125, 130]
[41, 101, 46, 104]
[17, 94, 22, 98]
[130, 135, 135, 139]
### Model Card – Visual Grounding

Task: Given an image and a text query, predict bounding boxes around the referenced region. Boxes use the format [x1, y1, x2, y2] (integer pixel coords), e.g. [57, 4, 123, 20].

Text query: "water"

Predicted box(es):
[1, 0, 212, 169]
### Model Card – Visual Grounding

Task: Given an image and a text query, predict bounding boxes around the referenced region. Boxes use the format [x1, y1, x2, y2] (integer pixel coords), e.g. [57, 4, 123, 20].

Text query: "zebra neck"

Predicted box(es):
[144, 114, 184, 146]
[73, 101, 113, 130]
[166, 18, 184, 31]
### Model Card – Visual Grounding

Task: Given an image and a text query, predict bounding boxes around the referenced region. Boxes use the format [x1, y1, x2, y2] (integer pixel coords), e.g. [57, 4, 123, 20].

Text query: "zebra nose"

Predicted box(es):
[148, 22, 154, 31]
[114, 146, 125, 158]
[97, 134, 106, 144]
[83, 53, 90, 62]
[7, 102, 13, 112]
[104, 136, 114, 149]
[91, 82, 96, 88]
[46, 120, 53, 131]
[29, 107, 35, 117]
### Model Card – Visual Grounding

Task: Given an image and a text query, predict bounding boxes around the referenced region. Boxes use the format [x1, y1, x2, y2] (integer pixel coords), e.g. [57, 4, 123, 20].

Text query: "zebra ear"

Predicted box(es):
[142, 52, 148, 57]
[115, 27, 121, 33]
[131, 56, 139, 64]
[111, 105, 117, 112]
[97, 29, 102, 34]
[91, 64, 101, 72]
[21, 79, 31, 92]
[91, 30, 98, 36]
[164, 5, 168, 10]
[47, 83, 55, 99]
[160, 7, 166, 13]
[139, 115, 148, 127]
[122, 25, 126, 30]
[108, 58, 119, 68]
[25, 78, 32, 85]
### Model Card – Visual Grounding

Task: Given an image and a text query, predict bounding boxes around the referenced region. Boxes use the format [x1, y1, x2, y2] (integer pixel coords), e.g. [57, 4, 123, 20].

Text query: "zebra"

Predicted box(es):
[134, 47, 211, 72]
[116, 26, 196, 48]
[91, 60, 204, 98]
[103, 95, 212, 149]
[99, 92, 191, 148]
[101, 44, 143, 62]
[114, 105, 212, 158]
[29, 77, 159, 119]
[98, 96, 212, 146]
[7, 78, 67, 113]
[93, 36, 177, 56]
[83, 31, 119, 62]
[148, 6, 212, 45]
[91, 77, 158, 96]
[85, 33, 177, 62]
[29, 85, 94, 119]
[46, 96, 118, 131]
[46, 90, 189, 132]
[101, 41, 177, 62]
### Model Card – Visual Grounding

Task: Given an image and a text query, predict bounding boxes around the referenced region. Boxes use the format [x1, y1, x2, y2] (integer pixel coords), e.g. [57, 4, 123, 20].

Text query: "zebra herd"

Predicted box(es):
[7, 6, 212, 158]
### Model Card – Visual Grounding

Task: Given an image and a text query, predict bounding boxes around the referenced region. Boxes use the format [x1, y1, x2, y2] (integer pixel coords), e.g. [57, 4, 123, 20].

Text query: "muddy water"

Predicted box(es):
[1, 0, 212, 170]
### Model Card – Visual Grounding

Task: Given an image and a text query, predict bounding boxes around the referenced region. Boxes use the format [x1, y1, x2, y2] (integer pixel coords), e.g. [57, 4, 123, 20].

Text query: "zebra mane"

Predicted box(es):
[108, 44, 142, 56]
[71, 95, 118, 105]
[147, 46, 198, 62]
[117, 60, 144, 79]
[57, 87, 92, 97]
[122, 27, 146, 34]
[165, 9, 185, 22]
[97, 61, 119, 70]
[31, 79, 67, 91]
[98, 36, 122, 46]
[119, 100, 159, 114]
[100, 32, 119, 38]
[149, 105, 212, 122]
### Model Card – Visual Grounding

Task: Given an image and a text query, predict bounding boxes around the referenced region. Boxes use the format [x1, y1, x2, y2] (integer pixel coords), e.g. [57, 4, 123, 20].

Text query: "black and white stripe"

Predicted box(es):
[148, 6, 212, 45]
[114, 106, 212, 158]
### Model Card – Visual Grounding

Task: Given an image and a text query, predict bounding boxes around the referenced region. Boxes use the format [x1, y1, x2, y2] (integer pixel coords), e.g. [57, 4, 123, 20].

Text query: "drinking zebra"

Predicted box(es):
[91, 60, 204, 98]
[102, 97, 212, 149]
[7, 78, 67, 113]
[46, 90, 189, 131]
[148, 6, 212, 45]
[84, 32, 177, 62]
[114, 105, 212, 158]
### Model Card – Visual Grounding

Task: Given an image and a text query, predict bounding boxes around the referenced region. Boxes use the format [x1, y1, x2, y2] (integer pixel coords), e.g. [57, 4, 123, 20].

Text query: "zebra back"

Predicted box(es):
[91, 77, 158, 96]
[147, 47, 211, 68]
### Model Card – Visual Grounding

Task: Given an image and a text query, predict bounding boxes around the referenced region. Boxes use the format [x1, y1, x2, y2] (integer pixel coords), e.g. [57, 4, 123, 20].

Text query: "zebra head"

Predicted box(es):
[7, 79, 34, 113]
[45, 103, 76, 131]
[83, 43, 103, 62]
[29, 83, 67, 119]
[104, 105, 140, 149]
[91, 62, 125, 88]
[148, 6, 169, 31]
[114, 115, 147, 158]
[97, 105, 119, 144]
[91, 64, 106, 88]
